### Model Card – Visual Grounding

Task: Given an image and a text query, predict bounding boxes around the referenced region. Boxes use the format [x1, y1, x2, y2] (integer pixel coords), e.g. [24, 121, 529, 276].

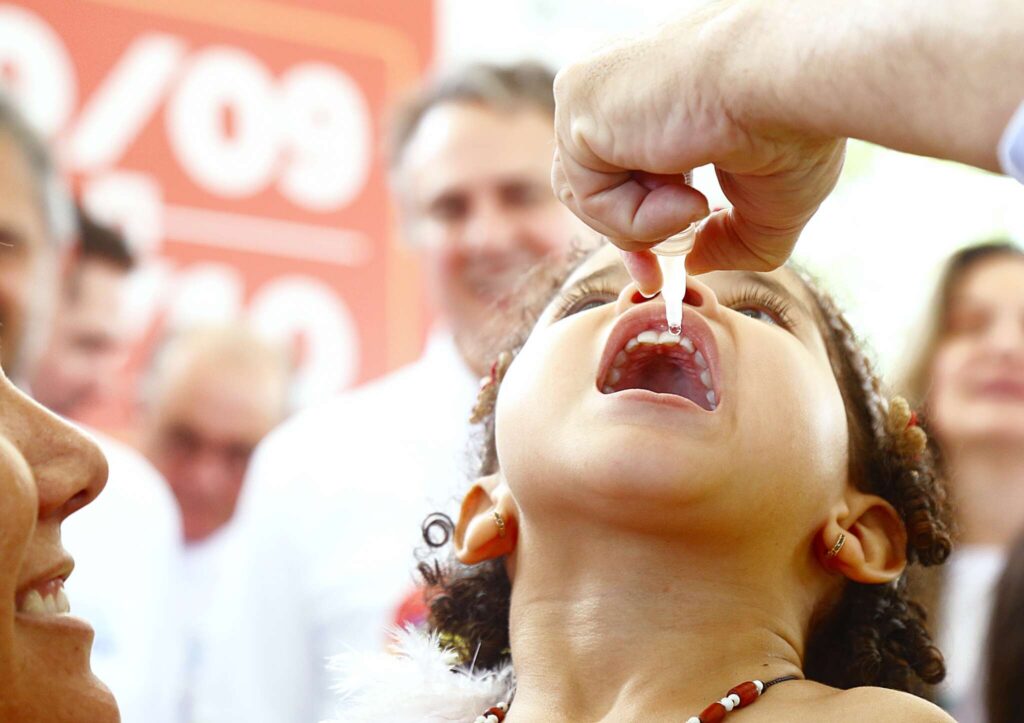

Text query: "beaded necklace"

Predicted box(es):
[473, 674, 798, 723]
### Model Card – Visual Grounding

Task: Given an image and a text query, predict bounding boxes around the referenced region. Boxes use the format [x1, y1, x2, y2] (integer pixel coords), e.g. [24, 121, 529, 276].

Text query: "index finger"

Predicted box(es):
[555, 136, 711, 244]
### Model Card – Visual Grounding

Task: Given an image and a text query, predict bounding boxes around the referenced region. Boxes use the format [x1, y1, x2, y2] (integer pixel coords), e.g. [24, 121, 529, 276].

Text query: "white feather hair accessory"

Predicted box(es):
[321, 625, 515, 723]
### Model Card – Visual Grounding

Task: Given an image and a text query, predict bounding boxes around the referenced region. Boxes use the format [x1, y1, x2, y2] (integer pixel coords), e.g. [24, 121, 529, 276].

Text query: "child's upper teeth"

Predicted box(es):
[607, 328, 717, 405]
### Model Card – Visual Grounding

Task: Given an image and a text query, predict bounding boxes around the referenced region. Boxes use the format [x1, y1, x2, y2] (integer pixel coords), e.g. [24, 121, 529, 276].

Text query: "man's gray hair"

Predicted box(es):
[0, 91, 75, 249]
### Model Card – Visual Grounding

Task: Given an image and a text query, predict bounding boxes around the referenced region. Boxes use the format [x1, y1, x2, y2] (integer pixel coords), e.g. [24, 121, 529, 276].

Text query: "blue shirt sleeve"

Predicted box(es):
[999, 100, 1024, 184]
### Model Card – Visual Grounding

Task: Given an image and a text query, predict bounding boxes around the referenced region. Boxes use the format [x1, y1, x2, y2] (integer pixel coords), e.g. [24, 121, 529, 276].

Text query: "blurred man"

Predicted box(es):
[31, 208, 135, 419]
[0, 92, 185, 723]
[140, 325, 290, 718]
[196, 62, 594, 723]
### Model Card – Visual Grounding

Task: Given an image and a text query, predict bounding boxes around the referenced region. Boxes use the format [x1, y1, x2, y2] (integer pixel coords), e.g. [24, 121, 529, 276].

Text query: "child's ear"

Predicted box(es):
[454, 473, 518, 565]
[819, 492, 907, 584]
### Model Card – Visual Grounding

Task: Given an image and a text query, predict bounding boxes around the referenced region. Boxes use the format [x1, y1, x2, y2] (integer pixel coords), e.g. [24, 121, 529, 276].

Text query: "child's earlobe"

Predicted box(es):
[819, 495, 908, 584]
[455, 475, 518, 565]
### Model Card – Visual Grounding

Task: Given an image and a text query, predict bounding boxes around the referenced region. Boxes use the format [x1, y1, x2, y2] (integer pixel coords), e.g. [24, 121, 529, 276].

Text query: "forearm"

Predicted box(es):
[725, 0, 1024, 171]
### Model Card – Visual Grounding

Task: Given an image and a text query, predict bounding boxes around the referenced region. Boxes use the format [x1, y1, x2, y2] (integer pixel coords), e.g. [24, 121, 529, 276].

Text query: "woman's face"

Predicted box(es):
[0, 367, 117, 721]
[930, 255, 1024, 446]
[496, 245, 850, 539]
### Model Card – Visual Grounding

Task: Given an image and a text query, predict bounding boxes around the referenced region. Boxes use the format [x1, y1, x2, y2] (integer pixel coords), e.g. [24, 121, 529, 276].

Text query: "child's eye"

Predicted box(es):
[563, 294, 617, 317]
[736, 307, 779, 326]
[552, 285, 619, 320]
[721, 286, 795, 330]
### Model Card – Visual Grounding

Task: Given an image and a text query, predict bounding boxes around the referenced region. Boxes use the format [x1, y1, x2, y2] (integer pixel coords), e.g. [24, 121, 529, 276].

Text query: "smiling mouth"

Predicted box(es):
[16, 578, 72, 617]
[600, 328, 718, 411]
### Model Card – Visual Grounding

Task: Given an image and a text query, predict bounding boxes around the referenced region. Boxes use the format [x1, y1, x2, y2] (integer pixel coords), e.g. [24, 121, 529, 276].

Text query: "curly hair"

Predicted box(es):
[417, 259, 952, 694]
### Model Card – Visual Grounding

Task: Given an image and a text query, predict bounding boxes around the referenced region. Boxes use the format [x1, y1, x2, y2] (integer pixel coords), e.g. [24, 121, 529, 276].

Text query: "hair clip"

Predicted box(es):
[470, 351, 512, 424]
[884, 396, 927, 459]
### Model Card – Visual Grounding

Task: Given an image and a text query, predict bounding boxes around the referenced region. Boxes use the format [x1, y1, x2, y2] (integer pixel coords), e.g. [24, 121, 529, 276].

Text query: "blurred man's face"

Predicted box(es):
[397, 102, 591, 374]
[144, 358, 284, 543]
[31, 259, 130, 418]
[0, 132, 52, 381]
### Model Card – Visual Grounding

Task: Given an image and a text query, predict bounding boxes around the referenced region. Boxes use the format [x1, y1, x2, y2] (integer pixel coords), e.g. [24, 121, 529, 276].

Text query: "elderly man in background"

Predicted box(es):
[196, 61, 594, 723]
[0, 92, 185, 723]
[140, 325, 291, 719]
[31, 207, 135, 419]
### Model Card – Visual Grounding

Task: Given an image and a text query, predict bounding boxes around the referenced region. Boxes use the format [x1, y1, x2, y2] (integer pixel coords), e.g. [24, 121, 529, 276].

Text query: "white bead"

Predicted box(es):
[686, 718, 701, 723]
[497, 702, 509, 712]
[727, 693, 742, 707]
[486, 716, 500, 723]
[754, 679, 765, 694]
[474, 718, 488, 723]
[720, 696, 735, 711]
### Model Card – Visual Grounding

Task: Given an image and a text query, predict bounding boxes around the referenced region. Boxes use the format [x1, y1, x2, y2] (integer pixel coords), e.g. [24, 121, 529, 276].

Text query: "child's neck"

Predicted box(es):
[503, 516, 812, 721]
[945, 440, 1024, 547]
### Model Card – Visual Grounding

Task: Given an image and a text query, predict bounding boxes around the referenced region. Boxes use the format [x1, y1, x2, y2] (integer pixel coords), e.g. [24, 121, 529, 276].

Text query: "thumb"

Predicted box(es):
[685, 209, 797, 275]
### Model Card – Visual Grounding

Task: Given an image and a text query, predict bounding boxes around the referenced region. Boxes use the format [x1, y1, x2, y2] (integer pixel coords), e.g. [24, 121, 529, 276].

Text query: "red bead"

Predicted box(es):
[727, 681, 759, 706]
[699, 702, 728, 723]
[486, 707, 506, 721]
[908, 411, 919, 428]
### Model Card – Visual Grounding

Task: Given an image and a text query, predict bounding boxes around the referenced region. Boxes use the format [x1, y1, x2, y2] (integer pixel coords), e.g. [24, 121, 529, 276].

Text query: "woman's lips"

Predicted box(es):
[596, 303, 722, 411]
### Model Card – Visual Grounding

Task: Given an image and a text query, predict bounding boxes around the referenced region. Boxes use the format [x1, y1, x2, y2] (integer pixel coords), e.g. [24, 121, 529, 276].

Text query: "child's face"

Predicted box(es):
[495, 244, 851, 537]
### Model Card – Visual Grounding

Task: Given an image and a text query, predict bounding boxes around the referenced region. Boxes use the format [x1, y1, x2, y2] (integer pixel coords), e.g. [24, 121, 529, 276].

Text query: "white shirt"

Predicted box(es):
[937, 544, 1007, 723]
[194, 333, 479, 723]
[62, 430, 187, 723]
[179, 526, 233, 722]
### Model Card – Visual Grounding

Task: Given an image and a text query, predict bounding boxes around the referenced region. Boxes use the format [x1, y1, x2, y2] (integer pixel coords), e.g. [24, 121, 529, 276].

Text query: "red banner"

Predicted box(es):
[0, 0, 434, 429]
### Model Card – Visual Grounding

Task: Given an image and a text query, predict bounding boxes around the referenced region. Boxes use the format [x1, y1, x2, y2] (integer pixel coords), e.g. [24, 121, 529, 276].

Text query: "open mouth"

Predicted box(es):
[597, 306, 720, 411]
[15, 563, 73, 618]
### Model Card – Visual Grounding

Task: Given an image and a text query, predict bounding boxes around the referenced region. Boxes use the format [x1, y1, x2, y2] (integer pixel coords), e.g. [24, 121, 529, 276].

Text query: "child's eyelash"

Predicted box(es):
[721, 286, 796, 328]
[553, 281, 796, 329]
[552, 280, 618, 319]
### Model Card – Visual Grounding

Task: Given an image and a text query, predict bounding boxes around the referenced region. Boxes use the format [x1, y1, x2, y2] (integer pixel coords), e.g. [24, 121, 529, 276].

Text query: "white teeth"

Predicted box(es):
[21, 590, 45, 615]
[17, 587, 71, 616]
[608, 329, 720, 404]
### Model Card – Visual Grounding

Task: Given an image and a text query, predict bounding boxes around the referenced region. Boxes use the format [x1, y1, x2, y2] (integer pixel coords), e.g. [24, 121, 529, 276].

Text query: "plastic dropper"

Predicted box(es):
[652, 171, 702, 335]
[652, 224, 697, 335]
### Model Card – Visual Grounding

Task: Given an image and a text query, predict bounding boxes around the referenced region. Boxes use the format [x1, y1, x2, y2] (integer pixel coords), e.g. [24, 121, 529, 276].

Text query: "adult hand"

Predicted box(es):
[553, 0, 1023, 294]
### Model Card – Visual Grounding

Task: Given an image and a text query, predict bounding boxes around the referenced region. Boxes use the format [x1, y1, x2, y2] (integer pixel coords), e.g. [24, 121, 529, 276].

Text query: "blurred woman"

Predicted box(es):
[903, 240, 1024, 721]
[0, 363, 117, 722]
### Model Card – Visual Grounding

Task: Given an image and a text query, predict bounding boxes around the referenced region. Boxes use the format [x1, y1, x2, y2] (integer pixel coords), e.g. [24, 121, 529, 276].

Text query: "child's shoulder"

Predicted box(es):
[826, 686, 955, 722]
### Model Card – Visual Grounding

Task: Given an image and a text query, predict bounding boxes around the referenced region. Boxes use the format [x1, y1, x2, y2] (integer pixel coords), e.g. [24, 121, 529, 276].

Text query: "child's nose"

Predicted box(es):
[614, 274, 719, 316]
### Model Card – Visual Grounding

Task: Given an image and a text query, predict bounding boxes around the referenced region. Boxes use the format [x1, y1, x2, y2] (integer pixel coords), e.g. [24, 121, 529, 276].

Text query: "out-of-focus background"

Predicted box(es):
[2, 1, 1020, 435]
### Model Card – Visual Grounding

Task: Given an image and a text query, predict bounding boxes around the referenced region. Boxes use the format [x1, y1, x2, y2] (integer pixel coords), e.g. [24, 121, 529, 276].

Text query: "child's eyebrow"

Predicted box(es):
[737, 271, 814, 319]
